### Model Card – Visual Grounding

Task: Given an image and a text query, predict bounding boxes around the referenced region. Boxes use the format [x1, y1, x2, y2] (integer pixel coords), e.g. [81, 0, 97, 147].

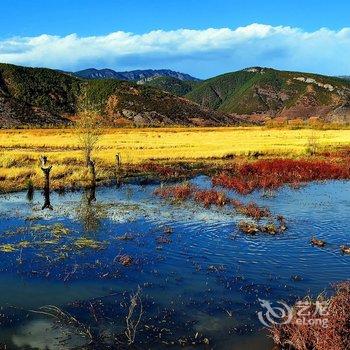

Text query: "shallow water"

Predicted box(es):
[0, 177, 349, 349]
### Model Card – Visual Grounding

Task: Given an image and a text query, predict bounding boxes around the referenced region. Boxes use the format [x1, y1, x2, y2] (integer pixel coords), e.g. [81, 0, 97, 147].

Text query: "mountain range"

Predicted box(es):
[1, 63, 350, 127]
[0, 63, 233, 127]
[72, 68, 200, 83]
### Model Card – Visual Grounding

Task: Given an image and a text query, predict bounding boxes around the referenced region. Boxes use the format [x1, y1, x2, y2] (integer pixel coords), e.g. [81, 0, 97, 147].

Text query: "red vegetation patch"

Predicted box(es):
[154, 183, 228, 207]
[270, 282, 350, 350]
[154, 183, 193, 201]
[212, 159, 350, 194]
[193, 189, 229, 207]
[155, 184, 274, 220]
[233, 201, 271, 220]
[320, 146, 350, 159]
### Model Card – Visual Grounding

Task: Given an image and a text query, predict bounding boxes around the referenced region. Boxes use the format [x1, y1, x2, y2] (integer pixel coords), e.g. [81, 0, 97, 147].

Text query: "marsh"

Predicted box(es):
[0, 177, 349, 349]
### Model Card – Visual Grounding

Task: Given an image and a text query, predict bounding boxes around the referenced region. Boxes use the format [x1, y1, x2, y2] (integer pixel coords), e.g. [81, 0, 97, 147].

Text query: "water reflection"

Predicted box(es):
[26, 186, 34, 202]
[41, 187, 53, 210]
[76, 186, 103, 233]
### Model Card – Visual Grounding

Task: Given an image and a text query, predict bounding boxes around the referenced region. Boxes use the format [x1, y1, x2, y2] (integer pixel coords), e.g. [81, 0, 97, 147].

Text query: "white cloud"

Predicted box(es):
[0, 24, 349, 77]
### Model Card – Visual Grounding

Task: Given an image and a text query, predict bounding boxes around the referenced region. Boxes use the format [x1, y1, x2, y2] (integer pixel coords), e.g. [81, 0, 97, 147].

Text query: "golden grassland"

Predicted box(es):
[0, 127, 350, 192]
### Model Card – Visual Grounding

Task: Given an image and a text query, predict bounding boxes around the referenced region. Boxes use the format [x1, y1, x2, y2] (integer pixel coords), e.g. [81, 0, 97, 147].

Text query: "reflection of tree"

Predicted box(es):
[42, 186, 53, 210]
[40, 156, 53, 210]
[76, 187, 104, 233]
[27, 186, 34, 202]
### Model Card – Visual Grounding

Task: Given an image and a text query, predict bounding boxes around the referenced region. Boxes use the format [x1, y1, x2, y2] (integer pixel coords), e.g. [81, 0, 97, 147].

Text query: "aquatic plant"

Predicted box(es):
[0, 244, 17, 253]
[51, 223, 71, 237]
[74, 237, 104, 250]
[163, 226, 173, 234]
[155, 184, 284, 226]
[270, 282, 350, 350]
[30, 305, 93, 343]
[0, 241, 31, 252]
[238, 221, 259, 235]
[311, 236, 326, 247]
[154, 183, 193, 201]
[124, 286, 143, 345]
[117, 233, 134, 241]
[155, 184, 230, 207]
[156, 236, 172, 244]
[340, 245, 350, 255]
[118, 255, 133, 267]
[193, 189, 229, 207]
[238, 218, 286, 236]
[233, 201, 271, 220]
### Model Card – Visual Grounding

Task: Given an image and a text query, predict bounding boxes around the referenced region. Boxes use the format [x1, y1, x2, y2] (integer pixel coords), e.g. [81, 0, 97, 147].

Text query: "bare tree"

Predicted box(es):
[76, 110, 102, 186]
[76, 110, 101, 167]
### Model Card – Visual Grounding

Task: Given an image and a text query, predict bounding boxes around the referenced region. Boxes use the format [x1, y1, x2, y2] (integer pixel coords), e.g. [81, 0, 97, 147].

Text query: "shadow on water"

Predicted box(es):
[0, 177, 349, 349]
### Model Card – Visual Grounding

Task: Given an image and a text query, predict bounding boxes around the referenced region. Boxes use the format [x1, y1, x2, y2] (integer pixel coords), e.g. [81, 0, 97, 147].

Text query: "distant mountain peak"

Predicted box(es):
[243, 66, 266, 73]
[73, 68, 200, 83]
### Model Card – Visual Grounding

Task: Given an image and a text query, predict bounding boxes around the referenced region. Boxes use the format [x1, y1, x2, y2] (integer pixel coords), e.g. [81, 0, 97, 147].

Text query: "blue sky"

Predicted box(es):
[1, 0, 350, 77]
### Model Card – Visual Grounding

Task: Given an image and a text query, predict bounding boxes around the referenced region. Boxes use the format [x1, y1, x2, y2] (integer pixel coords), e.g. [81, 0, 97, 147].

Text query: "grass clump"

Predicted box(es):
[51, 223, 71, 237]
[74, 237, 104, 250]
[0, 244, 17, 253]
[0, 241, 31, 252]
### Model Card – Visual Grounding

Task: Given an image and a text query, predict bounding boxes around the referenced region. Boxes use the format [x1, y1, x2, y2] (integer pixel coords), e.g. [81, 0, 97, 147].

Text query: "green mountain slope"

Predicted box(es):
[0, 63, 233, 127]
[0, 63, 81, 126]
[186, 67, 350, 123]
[142, 77, 198, 96]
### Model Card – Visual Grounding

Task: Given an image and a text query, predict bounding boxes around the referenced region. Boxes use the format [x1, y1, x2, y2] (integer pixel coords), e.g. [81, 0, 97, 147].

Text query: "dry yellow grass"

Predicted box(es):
[0, 127, 349, 192]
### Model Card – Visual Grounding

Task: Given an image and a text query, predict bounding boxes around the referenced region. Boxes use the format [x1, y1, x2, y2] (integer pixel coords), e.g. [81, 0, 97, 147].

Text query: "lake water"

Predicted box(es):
[0, 177, 349, 349]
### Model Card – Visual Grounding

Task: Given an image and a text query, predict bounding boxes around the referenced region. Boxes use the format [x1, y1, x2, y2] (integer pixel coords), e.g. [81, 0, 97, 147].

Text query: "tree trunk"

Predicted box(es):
[85, 148, 92, 167]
